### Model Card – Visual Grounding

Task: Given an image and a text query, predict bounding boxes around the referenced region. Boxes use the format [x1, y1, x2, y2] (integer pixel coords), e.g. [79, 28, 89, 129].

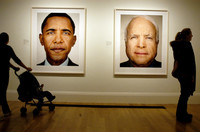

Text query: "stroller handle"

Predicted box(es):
[14, 70, 19, 77]
[15, 70, 31, 77]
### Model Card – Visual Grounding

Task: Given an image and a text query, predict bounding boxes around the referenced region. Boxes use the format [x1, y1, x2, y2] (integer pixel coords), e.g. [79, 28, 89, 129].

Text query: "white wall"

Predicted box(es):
[1, 0, 200, 104]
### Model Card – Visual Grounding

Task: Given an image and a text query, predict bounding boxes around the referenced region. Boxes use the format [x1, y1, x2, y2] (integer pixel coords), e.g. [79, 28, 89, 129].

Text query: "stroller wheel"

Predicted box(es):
[20, 107, 27, 114]
[49, 104, 55, 111]
[33, 108, 39, 116]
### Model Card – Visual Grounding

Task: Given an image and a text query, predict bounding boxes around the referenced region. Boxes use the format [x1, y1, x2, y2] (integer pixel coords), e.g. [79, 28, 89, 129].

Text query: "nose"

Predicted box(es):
[137, 37, 146, 48]
[54, 32, 63, 44]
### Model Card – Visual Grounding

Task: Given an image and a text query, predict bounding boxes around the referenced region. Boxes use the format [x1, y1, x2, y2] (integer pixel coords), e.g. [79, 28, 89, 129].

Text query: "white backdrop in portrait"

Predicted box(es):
[114, 10, 168, 75]
[120, 15, 162, 63]
[31, 8, 85, 74]
[36, 13, 80, 64]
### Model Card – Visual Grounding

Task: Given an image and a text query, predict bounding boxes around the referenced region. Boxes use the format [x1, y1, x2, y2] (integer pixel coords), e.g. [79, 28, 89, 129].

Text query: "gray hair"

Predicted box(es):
[124, 15, 159, 43]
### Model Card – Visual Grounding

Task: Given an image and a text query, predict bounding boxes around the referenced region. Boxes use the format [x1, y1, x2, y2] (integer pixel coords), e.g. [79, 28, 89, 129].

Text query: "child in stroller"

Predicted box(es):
[15, 71, 55, 115]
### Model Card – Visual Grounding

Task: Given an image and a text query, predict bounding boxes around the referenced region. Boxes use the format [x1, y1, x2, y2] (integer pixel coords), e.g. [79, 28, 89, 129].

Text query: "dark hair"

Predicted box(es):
[41, 13, 75, 34]
[175, 32, 182, 41]
[174, 28, 191, 41]
[0, 32, 9, 45]
[181, 28, 191, 41]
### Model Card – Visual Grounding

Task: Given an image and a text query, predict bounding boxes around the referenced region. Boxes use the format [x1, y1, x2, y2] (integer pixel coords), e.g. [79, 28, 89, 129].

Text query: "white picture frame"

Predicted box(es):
[31, 7, 86, 74]
[114, 9, 168, 75]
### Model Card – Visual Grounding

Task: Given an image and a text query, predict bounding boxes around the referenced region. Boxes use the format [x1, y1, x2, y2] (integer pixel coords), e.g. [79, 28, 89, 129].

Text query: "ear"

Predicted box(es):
[156, 40, 159, 45]
[72, 35, 77, 47]
[39, 34, 44, 46]
[125, 41, 128, 48]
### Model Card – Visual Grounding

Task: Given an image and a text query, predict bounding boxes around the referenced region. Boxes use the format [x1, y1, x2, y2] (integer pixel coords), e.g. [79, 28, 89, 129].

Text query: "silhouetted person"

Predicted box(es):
[0, 32, 32, 120]
[170, 28, 196, 122]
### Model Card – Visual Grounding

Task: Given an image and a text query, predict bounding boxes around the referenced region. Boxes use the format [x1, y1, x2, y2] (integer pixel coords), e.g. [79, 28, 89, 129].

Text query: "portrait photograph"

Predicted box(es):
[114, 9, 168, 75]
[31, 8, 86, 74]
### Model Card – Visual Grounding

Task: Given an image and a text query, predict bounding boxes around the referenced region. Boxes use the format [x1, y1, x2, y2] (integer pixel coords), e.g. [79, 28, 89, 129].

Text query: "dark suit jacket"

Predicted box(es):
[37, 58, 78, 66]
[171, 40, 196, 95]
[171, 40, 196, 76]
[120, 59, 161, 68]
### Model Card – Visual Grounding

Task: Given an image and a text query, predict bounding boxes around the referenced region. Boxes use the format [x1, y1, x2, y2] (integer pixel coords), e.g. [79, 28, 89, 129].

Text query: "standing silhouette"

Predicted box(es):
[0, 32, 32, 120]
[171, 28, 196, 122]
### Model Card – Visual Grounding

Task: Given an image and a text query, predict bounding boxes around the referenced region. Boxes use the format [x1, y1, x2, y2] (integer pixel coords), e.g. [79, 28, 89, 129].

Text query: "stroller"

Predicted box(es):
[15, 71, 55, 116]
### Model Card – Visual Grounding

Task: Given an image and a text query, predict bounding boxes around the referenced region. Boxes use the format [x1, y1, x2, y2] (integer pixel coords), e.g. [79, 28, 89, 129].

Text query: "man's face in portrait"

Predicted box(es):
[39, 16, 76, 65]
[125, 17, 158, 67]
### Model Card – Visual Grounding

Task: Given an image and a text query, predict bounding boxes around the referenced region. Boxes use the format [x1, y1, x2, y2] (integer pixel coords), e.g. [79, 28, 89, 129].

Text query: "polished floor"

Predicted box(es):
[0, 101, 200, 132]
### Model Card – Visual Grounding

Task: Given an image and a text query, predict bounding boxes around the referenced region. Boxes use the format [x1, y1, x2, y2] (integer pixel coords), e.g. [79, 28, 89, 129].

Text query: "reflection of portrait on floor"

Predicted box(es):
[120, 16, 161, 68]
[171, 28, 196, 123]
[38, 13, 78, 66]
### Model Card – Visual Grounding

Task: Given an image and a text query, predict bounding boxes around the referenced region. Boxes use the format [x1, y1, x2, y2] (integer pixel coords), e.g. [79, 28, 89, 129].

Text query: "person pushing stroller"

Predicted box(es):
[0, 32, 32, 120]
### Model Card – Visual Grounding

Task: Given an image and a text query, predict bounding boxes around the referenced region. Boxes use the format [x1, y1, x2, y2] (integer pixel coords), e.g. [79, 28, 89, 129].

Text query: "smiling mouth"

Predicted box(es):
[134, 52, 148, 55]
[51, 48, 65, 53]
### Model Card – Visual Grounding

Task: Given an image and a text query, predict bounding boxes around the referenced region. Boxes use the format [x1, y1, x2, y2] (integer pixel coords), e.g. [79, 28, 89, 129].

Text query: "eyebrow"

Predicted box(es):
[45, 28, 55, 32]
[63, 29, 72, 33]
[144, 34, 153, 36]
[129, 34, 151, 37]
[45, 28, 72, 33]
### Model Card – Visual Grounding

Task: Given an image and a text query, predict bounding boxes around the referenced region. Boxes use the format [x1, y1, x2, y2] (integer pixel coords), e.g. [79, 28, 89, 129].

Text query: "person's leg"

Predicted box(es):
[176, 91, 190, 116]
[176, 77, 192, 122]
[42, 91, 55, 101]
[0, 76, 11, 115]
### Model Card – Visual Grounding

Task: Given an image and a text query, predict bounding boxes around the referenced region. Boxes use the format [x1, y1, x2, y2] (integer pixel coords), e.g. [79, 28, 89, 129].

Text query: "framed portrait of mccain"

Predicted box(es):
[114, 9, 168, 75]
[31, 8, 86, 74]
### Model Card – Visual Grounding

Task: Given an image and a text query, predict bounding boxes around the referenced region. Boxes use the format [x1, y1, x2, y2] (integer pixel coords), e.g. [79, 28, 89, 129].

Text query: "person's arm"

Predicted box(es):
[17, 61, 32, 71]
[173, 60, 179, 72]
[10, 46, 32, 71]
[9, 63, 20, 71]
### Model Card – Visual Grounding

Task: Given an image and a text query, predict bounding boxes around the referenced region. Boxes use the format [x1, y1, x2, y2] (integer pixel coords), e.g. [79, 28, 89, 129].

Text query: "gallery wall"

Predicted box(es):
[0, 0, 200, 104]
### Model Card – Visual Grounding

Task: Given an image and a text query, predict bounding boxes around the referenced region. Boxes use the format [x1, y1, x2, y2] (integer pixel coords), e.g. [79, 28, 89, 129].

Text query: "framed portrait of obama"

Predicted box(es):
[114, 9, 168, 75]
[31, 8, 86, 74]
